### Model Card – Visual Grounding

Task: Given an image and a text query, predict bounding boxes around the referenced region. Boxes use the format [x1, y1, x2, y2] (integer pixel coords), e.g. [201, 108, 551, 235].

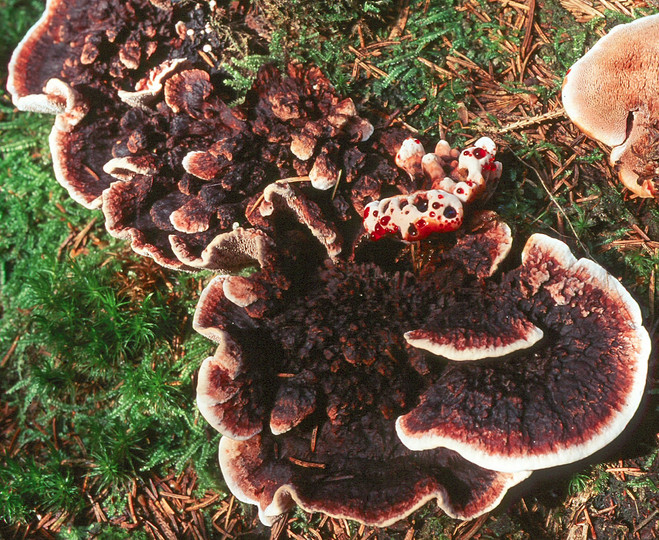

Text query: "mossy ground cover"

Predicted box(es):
[0, 0, 657, 538]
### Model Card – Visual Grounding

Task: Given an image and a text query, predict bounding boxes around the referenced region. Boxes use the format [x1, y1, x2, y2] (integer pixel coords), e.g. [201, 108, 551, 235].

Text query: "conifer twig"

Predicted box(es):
[498, 109, 566, 134]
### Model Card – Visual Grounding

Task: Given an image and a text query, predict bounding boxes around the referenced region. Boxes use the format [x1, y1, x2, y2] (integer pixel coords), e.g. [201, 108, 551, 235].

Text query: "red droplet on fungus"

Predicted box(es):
[473, 147, 487, 159]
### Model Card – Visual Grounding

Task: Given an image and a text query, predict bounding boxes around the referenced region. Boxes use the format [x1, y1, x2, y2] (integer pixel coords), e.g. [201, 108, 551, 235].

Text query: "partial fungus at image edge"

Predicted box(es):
[562, 13, 659, 197]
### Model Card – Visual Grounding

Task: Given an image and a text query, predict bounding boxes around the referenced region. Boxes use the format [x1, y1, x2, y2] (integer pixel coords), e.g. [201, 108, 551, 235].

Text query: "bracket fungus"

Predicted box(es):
[7, 0, 505, 271]
[562, 14, 659, 197]
[7, 0, 179, 208]
[8, 0, 503, 270]
[194, 208, 649, 525]
[7, 0, 405, 270]
[218, 433, 530, 527]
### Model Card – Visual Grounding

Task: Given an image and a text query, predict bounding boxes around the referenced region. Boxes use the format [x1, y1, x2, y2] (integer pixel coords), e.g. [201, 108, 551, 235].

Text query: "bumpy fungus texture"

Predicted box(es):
[7, 0, 505, 268]
[10, 0, 651, 528]
[195, 225, 649, 525]
[7, 0, 410, 270]
[562, 14, 659, 197]
[194, 219, 530, 524]
[6, 0, 210, 270]
[443, 211, 513, 279]
[7, 0, 178, 207]
[398, 235, 650, 473]
[257, 181, 343, 259]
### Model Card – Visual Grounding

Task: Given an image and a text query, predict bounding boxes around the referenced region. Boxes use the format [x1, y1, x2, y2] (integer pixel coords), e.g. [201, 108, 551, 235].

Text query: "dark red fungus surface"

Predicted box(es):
[196, 223, 648, 524]
[398, 235, 649, 473]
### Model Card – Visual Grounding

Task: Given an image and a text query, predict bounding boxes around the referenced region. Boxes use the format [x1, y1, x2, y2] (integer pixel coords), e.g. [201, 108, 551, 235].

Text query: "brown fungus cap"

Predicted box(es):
[194, 222, 534, 524]
[403, 213, 539, 361]
[44, 79, 111, 209]
[446, 211, 513, 278]
[6, 0, 244, 267]
[255, 181, 343, 260]
[562, 14, 659, 197]
[102, 155, 158, 181]
[404, 296, 543, 361]
[50, 110, 120, 209]
[99, 70, 267, 270]
[8, 0, 176, 111]
[102, 175, 195, 271]
[117, 58, 188, 110]
[397, 234, 650, 473]
[164, 69, 213, 116]
[194, 236, 511, 439]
